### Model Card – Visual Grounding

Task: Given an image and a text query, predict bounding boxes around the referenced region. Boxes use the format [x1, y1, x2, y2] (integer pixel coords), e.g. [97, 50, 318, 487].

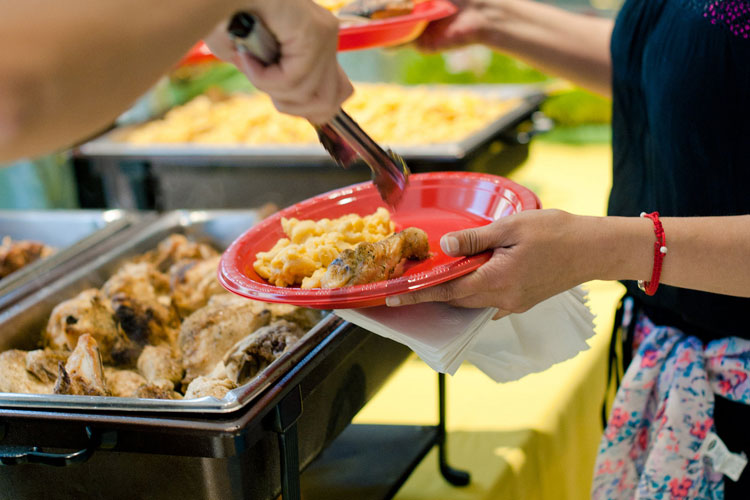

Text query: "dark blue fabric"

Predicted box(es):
[609, 0, 750, 342]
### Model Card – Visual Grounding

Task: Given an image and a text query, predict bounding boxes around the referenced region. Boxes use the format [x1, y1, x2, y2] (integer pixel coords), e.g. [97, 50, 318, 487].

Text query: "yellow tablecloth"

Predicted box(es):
[353, 142, 625, 500]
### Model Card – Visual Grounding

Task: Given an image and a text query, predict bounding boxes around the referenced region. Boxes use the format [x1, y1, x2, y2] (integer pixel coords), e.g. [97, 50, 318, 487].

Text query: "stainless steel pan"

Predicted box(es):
[0, 210, 342, 414]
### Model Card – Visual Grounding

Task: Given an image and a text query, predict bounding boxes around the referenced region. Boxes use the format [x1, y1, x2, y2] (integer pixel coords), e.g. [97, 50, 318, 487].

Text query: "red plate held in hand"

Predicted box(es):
[337, 0, 458, 51]
[178, 0, 457, 66]
[219, 172, 541, 309]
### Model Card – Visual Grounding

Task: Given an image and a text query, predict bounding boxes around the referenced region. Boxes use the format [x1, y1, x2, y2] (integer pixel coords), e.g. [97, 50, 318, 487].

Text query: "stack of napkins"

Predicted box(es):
[334, 286, 595, 383]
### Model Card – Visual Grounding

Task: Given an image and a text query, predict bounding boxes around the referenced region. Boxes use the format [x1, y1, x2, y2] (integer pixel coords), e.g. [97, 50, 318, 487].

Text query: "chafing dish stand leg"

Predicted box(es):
[300, 372, 470, 499]
[437, 372, 470, 486]
[272, 385, 303, 500]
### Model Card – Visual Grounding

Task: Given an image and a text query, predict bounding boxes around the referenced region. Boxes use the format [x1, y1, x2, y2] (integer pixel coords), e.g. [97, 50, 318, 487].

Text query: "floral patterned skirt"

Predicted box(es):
[592, 309, 750, 499]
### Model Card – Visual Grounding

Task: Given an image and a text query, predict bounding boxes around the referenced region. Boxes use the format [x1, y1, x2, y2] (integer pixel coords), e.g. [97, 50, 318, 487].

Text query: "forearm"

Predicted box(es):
[479, 0, 613, 96]
[587, 215, 750, 298]
[0, 0, 246, 162]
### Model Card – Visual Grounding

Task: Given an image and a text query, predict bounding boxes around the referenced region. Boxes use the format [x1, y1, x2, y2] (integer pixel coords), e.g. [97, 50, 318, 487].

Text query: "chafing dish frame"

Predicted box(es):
[0, 209, 471, 499]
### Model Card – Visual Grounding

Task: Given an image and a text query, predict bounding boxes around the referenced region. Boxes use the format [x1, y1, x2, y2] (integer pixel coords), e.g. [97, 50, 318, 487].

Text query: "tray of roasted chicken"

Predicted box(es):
[77, 84, 545, 166]
[0, 209, 370, 414]
[0, 210, 142, 312]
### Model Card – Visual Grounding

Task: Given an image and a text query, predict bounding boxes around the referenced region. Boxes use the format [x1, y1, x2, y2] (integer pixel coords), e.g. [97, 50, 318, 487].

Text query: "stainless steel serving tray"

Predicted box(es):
[0, 210, 141, 311]
[0, 209, 342, 415]
[77, 85, 546, 165]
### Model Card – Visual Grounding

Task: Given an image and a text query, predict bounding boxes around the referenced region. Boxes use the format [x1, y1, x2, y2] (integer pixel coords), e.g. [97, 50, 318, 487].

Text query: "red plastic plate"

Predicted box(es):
[219, 172, 540, 309]
[338, 0, 457, 51]
[178, 0, 457, 66]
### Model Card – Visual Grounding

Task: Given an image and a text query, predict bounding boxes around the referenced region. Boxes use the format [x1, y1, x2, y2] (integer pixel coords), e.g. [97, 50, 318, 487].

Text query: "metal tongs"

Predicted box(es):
[227, 12, 409, 207]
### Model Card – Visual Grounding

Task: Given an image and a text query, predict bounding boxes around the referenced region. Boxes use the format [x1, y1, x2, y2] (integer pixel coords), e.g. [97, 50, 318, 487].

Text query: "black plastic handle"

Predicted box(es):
[227, 12, 281, 66]
[0, 426, 117, 467]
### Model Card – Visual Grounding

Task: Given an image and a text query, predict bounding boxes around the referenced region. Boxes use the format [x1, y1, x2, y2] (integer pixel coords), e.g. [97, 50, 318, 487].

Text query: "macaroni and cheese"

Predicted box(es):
[120, 84, 519, 146]
[253, 208, 395, 288]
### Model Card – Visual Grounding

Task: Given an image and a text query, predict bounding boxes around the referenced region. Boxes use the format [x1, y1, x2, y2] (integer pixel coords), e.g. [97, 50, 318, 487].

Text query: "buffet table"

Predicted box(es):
[352, 142, 623, 500]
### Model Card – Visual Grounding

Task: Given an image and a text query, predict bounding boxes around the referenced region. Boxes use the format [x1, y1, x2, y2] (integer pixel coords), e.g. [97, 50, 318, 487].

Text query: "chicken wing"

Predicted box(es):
[102, 262, 180, 360]
[178, 293, 272, 385]
[0, 350, 54, 394]
[44, 288, 134, 365]
[54, 334, 110, 396]
[223, 320, 304, 385]
[321, 227, 429, 288]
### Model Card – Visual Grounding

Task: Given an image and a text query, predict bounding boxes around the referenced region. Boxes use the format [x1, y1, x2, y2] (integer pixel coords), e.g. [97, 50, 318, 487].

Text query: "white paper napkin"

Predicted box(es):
[334, 286, 595, 383]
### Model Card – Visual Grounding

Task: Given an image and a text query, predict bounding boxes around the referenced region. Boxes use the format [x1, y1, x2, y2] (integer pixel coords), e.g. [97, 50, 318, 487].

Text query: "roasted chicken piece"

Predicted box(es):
[0, 350, 54, 394]
[184, 376, 236, 400]
[134, 380, 182, 400]
[44, 288, 134, 365]
[54, 334, 110, 396]
[103, 367, 148, 398]
[102, 262, 180, 361]
[137, 344, 183, 387]
[137, 234, 218, 273]
[321, 227, 429, 288]
[246, 301, 324, 331]
[178, 294, 272, 385]
[25, 349, 69, 384]
[0, 236, 55, 279]
[184, 363, 237, 400]
[102, 366, 181, 399]
[168, 255, 226, 317]
[223, 320, 304, 385]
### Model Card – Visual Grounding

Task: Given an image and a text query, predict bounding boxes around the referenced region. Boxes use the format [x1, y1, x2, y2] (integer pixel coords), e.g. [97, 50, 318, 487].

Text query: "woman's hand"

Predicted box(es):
[205, 0, 353, 124]
[386, 210, 605, 319]
[414, 0, 614, 97]
[415, 0, 491, 52]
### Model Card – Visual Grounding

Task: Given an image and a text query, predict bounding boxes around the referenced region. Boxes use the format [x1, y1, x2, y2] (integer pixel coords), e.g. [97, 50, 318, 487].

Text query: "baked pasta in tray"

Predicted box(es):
[119, 84, 520, 147]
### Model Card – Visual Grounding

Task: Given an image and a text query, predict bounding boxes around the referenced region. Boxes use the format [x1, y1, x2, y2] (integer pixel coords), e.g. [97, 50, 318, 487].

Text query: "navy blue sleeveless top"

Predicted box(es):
[609, 0, 750, 341]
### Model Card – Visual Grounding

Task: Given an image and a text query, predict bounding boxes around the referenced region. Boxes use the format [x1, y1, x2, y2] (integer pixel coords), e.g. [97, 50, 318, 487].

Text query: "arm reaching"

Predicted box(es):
[387, 210, 750, 319]
[0, 0, 353, 163]
[416, 0, 614, 96]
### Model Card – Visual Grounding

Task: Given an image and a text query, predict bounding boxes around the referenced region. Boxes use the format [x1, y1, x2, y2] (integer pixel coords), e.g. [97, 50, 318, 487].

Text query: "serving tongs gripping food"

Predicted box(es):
[227, 12, 409, 207]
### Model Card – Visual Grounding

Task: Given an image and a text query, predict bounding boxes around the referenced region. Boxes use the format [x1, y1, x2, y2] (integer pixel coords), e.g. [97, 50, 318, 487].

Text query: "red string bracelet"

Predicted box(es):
[638, 211, 668, 296]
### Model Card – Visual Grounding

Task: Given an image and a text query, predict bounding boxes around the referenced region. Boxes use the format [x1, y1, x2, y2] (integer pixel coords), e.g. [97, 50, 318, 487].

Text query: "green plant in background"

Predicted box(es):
[389, 46, 612, 144]
[541, 88, 611, 126]
[394, 48, 550, 85]
[539, 88, 612, 144]
[166, 62, 254, 105]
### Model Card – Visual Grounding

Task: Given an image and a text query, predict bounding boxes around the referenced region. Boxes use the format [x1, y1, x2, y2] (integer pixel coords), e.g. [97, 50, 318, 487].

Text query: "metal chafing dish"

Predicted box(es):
[0, 210, 142, 312]
[74, 85, 549, 210]
[0, 209, 418, 500]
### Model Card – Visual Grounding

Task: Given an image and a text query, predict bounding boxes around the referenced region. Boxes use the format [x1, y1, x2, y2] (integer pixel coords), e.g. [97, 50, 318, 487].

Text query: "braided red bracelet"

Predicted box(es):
[638, 211, 668, 296]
